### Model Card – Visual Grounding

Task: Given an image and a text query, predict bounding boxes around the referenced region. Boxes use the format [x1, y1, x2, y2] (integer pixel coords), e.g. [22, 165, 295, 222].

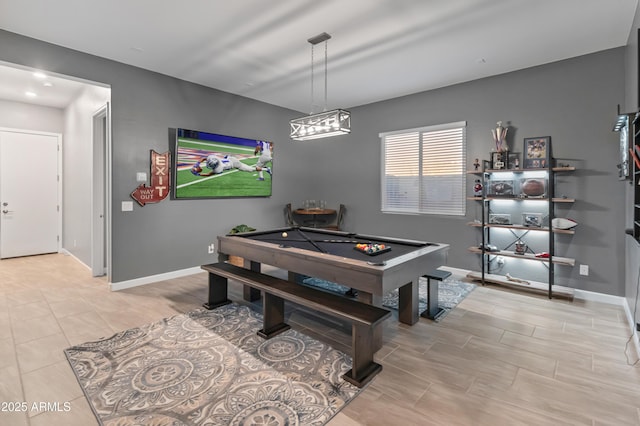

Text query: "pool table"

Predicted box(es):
[216, 226, 449, 326]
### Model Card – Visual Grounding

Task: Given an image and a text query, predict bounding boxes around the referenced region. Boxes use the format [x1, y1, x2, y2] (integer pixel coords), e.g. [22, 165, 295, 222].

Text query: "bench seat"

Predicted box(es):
[201, 262, 391, 387]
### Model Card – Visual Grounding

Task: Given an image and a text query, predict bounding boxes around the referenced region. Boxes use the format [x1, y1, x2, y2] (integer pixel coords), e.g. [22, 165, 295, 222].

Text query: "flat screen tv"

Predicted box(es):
[171, 128, 273, 199]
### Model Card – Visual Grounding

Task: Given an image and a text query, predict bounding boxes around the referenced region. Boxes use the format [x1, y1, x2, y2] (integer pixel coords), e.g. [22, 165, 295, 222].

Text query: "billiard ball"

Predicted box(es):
[282, 232, 288, 238]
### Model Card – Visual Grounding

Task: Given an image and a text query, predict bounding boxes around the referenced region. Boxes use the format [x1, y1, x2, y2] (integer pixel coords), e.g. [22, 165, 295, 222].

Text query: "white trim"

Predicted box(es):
[61, 248, 92, 271]
[110, 266, 203, 291]
[379, 120, 466, 138]
[0, 60, 111, 89]
[572, 289, 625, 305]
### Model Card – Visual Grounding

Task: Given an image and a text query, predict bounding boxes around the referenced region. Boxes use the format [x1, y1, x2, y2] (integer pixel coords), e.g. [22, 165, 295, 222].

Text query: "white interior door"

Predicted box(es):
[0, 130, 60, 258]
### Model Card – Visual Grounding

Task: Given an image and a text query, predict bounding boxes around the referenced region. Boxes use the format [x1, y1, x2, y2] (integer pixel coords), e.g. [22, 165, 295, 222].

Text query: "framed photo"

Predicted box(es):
[522, 212, 543, 228]
[508, 152, 521, 169]
[490, 151, 508, 170]
[487, 179, 514, 197]
[489, 213, 512, 225]
[171, 128, 274, 199]
[523, 137, 551, 169]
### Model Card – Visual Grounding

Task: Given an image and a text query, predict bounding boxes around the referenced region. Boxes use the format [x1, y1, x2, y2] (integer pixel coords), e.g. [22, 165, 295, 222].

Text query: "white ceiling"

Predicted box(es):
[0, 0, 637, 112]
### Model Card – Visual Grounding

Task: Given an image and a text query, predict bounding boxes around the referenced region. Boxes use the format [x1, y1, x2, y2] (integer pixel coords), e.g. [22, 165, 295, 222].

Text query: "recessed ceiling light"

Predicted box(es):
[25, 91, 37, 97]
[33, 71, 47, 79]
[43, 81, 53, 87]
[130, 47, 144, 52]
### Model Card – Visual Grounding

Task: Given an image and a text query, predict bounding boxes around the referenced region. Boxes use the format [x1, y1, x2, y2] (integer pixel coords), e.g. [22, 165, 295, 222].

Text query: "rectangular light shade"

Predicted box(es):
[289, 109, 351, 141]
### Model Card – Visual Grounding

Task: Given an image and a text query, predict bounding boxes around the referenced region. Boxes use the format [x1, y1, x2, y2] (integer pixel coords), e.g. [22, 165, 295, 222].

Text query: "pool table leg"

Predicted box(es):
[398, 279, 419, 325]
[243, 260, 261, 302]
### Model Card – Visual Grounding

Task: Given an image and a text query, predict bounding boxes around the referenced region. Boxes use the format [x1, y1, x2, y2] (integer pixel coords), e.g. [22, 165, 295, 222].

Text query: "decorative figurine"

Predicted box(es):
[473, 179, 483, 196]
[514, 157, 520, 169]
[473, 158, 480, 170]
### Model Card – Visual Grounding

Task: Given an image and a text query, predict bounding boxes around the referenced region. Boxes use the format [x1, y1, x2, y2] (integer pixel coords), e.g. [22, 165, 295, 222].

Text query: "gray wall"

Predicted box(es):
[332, 48, 625, 295]
[0, 29, 303, 282]
[624, 9, 640, 323]
[0, 29, 628, 297]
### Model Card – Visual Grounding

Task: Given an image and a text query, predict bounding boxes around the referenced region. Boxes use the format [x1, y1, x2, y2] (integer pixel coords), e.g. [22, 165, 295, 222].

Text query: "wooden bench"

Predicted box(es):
[201, 262, 391, 388]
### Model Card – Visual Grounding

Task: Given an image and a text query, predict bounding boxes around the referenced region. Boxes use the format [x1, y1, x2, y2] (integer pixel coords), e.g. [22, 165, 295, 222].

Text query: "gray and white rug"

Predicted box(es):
[64, 304, 361, 426]
[303, 275, 475, 321]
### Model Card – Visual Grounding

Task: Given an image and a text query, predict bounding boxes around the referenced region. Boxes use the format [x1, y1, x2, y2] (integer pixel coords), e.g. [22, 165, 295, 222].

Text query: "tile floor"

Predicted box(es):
[1, 253, 639, 425]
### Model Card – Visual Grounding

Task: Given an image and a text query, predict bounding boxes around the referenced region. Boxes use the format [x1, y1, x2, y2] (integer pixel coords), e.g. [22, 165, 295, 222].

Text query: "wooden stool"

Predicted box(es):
[420, 269, 452, 320]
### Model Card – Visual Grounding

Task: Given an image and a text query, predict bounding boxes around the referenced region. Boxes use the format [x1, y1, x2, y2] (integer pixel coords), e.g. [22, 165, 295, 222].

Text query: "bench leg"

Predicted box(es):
[203, 273, 232, 310]
[257, 293, 290, 338]
[342, 323, 383, 388]
[243, 260, 261, 302]
[421, 278, 445, 320]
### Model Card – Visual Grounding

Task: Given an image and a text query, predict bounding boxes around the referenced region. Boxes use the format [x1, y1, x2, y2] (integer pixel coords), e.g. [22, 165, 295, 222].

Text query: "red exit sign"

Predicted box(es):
[130, 150, 171, 207]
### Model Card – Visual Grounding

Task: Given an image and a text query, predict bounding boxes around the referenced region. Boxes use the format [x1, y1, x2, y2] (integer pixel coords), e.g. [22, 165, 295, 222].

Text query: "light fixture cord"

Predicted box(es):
[324, 39, 328, 112]
[310, 43, 314, 114]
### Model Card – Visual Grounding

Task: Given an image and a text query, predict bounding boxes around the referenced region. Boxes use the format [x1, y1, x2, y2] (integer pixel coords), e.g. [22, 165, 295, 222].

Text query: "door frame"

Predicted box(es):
[0, 127, 62, 257]
[91, 103, 111, 278]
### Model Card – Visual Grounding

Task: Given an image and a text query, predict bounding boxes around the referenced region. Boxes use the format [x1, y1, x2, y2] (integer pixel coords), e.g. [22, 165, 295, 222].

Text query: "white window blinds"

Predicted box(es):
[381, 121, 466, 216]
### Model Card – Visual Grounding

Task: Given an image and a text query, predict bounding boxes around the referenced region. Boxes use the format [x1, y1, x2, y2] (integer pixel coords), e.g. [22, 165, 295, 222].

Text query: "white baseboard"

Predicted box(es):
[572, 289, 625, 305]
[61, 248, 92, 271]
[109, 266, 203, 291]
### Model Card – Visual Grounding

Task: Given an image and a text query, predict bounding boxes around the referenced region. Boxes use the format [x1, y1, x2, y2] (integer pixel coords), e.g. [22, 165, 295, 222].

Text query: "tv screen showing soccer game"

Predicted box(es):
[171, 128, 273, 199]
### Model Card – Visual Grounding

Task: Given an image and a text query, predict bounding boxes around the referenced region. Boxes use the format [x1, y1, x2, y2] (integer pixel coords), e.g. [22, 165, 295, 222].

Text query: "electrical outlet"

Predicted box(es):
[579, 264, 589, 276]
[207, 243, 215, 254]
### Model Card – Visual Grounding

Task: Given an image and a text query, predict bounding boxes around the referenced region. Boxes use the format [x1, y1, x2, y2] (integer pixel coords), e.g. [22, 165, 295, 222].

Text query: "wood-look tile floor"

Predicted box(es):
[1, 253, 639, 425]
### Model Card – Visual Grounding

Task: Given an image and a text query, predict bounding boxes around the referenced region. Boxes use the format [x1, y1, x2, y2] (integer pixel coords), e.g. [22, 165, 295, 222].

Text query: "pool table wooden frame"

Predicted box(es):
[217, 227, 449, 326]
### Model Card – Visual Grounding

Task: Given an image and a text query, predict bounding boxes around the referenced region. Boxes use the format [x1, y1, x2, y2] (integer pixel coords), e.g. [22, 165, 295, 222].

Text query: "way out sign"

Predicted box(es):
[131, 150, 170, 206]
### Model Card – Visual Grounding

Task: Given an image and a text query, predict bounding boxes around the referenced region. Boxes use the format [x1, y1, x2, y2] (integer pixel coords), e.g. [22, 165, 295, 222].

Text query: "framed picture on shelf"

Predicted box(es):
[489, 213, 512, 225]
[523, 136, 551, 169]
[490, 151, 508, 170]
[522, 212, 543, 228]
[508, 152, 521, 169]
[487, 180, 514, 197]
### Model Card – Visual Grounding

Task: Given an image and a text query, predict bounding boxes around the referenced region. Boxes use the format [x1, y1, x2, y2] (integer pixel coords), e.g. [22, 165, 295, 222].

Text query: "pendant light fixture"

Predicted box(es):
[289, 32, 351, 141]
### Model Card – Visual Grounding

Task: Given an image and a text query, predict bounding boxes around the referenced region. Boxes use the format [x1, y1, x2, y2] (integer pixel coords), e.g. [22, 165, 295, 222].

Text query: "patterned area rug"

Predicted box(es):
[64, 304, 361, 426]
[303, 275, 475, 322]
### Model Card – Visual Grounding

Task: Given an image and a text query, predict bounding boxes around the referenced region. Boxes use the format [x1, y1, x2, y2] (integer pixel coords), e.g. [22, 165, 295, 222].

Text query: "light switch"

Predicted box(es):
[121, 201, 134, 212]
[136, 172, 147, 182]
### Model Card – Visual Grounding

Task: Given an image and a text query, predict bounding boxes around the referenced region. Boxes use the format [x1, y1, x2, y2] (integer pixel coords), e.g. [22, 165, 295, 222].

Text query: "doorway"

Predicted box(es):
[0, 128, 61, 258]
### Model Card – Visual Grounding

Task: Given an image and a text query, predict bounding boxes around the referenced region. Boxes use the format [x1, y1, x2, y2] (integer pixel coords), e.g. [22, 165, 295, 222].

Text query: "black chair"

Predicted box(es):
[285, 203, 296, 226]
[323, 204, 346, 231]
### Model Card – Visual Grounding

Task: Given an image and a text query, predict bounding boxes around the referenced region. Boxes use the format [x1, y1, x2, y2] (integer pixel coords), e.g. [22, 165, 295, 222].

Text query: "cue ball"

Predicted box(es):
[282, 232, 288, 238]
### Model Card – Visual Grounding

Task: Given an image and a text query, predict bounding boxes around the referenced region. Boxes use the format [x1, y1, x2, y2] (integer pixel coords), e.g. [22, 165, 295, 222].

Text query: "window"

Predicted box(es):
[381, 121, 466, 216]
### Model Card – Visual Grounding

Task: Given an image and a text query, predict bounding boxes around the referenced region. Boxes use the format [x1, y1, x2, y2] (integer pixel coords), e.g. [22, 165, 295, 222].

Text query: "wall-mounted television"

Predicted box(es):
[171, 128, 273, 199]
